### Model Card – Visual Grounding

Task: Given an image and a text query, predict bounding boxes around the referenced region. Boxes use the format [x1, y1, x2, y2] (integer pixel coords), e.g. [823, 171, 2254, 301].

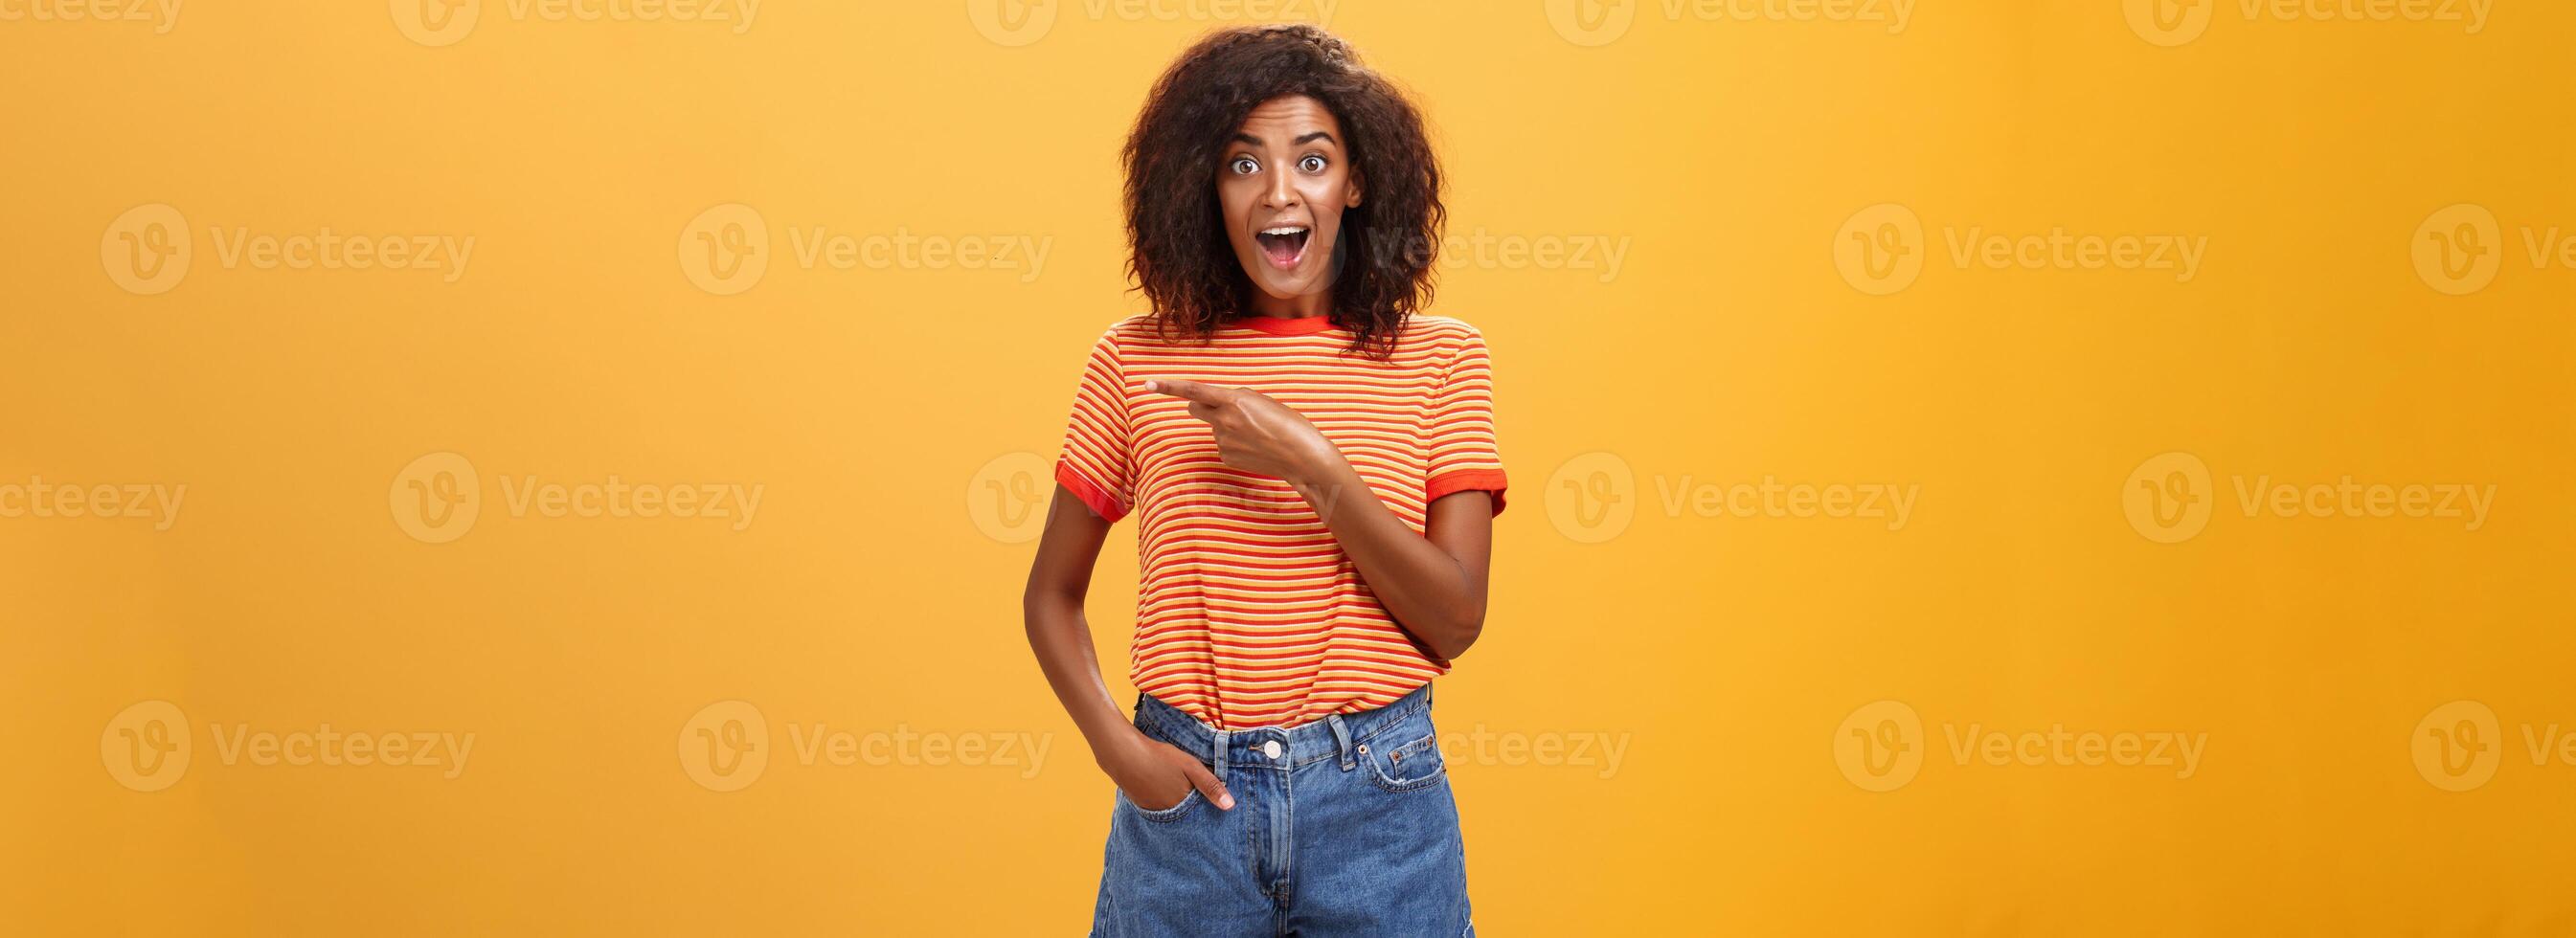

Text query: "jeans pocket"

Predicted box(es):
[1118, 787, 1204, 822]
[1361, 730, 1447, 793]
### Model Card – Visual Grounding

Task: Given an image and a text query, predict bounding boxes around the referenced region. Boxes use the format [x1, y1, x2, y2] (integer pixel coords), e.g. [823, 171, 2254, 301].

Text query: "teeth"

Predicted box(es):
[1260, 226, 1308, 235]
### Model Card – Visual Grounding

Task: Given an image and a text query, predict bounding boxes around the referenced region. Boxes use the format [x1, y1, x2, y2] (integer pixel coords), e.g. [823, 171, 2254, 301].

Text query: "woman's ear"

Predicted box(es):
[1345, 168, 1365, 208]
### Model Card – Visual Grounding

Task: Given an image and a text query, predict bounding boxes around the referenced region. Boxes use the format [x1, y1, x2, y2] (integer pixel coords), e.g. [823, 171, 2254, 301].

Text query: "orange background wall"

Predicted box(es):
[5, 1, 2571, 933]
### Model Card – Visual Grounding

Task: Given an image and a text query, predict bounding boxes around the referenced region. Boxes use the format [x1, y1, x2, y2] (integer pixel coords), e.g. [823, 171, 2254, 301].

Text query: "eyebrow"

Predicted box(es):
[1230, 131, 1341, 147]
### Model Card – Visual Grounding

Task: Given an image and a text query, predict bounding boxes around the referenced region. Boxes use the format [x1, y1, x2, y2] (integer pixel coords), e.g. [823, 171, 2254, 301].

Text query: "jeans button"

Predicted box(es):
[1263, 739, 1283, 760]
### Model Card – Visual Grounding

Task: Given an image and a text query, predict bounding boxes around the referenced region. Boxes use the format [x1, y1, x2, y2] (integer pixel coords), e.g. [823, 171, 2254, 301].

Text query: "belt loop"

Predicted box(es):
[1211, 727, 1230, 778]
[1328, 714, 1354, 770]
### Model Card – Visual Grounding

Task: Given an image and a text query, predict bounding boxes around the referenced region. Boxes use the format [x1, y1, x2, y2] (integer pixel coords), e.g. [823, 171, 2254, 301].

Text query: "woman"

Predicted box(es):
[1024, 23, 1504, 936]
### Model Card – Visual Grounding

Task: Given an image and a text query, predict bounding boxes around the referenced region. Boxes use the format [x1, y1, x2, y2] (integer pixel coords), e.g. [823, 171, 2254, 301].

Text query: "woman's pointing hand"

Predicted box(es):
[1144, 379, 1343, 484]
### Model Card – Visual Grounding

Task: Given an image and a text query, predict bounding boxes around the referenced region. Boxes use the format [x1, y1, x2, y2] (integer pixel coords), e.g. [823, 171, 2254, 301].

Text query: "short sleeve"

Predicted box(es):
[1423, 327, 1508, 516]
[1054, 328, 1135, 522]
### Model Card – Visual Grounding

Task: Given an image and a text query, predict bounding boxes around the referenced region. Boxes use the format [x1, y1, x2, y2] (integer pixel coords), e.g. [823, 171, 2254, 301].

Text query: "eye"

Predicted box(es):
[1230, 156, 1259, 175]
[1298, 154, 1327, 173]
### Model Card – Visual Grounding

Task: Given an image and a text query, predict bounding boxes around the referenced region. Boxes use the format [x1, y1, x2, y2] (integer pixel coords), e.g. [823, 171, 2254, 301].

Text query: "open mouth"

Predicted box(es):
[1254, 225, 1310, 270]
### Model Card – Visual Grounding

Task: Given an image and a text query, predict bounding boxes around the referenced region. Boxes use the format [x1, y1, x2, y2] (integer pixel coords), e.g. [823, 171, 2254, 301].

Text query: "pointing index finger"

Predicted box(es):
[1143, 378, 1231, 405]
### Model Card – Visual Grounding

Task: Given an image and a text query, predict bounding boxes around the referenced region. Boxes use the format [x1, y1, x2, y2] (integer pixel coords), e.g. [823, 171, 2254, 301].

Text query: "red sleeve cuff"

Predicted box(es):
[1053, 461, 1128, 523]
[1426, 469, 1508, 517]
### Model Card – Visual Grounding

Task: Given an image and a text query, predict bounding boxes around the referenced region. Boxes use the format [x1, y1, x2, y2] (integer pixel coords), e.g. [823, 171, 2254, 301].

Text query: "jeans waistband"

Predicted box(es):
[1134, 683, 1435, 773]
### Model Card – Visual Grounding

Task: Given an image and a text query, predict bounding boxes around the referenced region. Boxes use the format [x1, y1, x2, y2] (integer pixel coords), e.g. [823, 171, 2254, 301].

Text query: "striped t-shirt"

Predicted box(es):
[1054, 312, 1507, 730]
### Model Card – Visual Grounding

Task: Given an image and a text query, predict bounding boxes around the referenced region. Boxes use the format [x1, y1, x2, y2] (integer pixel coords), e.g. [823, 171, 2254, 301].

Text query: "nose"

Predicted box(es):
[1260, 165, 1299, 211]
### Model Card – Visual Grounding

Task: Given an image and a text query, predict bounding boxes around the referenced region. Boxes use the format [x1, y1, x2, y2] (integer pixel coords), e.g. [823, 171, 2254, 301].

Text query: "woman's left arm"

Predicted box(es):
[1145, 378, 1492, 661]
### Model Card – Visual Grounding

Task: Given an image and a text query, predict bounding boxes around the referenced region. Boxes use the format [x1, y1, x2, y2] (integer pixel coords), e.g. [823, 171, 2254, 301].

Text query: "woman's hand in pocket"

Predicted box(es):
[1096, 726, 1232, 811]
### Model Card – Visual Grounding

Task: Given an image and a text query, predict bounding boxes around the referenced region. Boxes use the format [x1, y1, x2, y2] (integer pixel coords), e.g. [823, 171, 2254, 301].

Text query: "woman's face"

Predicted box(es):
[1218, 95, 1363, 312]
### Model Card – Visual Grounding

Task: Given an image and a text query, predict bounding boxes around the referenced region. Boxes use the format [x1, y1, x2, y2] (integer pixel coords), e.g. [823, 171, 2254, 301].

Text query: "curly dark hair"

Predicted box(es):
[1122, 23, 1445, 359]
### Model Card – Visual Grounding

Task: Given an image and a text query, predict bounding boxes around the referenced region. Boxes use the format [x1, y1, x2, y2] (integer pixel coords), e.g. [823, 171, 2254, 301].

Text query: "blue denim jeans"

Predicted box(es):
[1090, 682, 1473, 936]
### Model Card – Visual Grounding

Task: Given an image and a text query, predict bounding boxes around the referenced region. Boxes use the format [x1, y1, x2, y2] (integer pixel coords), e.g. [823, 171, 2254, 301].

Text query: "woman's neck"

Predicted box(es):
[1244, 291, 1331, 320]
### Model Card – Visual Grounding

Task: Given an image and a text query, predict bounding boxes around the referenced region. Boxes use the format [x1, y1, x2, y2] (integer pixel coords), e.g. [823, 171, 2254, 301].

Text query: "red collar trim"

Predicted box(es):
[1230, 314, 1337, 336]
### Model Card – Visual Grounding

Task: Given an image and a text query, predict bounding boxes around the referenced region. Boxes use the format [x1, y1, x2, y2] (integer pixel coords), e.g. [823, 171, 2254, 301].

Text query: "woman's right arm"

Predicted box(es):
[1023, 483, 1232, 812]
